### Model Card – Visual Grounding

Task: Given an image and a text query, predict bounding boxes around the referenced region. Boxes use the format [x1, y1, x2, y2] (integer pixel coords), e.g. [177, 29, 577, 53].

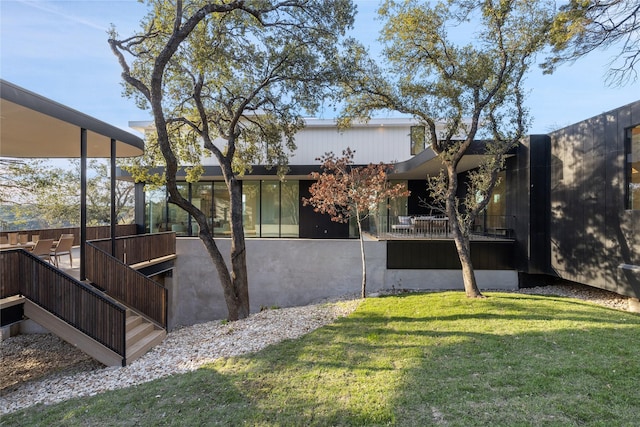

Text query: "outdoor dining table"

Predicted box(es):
[0, 242, 36, 251]
[412, 216, 449, 235]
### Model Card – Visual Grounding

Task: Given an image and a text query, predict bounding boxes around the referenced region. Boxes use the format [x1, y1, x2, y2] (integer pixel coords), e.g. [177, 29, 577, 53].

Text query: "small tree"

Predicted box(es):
[303, 148, 410, 298]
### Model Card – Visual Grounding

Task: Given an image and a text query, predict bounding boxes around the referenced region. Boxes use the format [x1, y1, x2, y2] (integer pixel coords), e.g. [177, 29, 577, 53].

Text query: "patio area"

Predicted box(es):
[374, 213, 516, 241]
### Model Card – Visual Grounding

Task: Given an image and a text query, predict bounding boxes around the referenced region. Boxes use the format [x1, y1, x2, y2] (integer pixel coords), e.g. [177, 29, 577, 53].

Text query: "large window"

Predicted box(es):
[213, 182, 231, 235]
[242, 181, 260, 237]
[167, 183, 189, 235]
[261, 182, 281, 237]
[410, 126, 426, 155]
[475, 170, 508, 233]
[146, 180, 300, 238]
[627, 125, 640, 210]
[146, 187, 167, 233]
[281, 181, 299, 237]
[191, 182, 213, 235]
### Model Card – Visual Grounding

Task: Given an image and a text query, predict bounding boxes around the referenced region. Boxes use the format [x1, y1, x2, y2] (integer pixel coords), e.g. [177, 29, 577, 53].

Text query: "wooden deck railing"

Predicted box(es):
[85, 238, 169, 328]
[89, 232, 176, 265]
[0, 224, 137, 246]
[0, 249, 127, 356]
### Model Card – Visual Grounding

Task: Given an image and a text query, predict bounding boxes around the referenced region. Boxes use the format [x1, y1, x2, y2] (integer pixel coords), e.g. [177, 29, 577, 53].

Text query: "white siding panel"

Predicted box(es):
[290, 125, 413, 165]
[131, 118, 421, 167]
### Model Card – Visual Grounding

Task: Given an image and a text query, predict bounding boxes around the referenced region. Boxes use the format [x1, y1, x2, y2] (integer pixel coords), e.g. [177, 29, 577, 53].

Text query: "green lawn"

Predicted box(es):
[4, 292, 640, 426]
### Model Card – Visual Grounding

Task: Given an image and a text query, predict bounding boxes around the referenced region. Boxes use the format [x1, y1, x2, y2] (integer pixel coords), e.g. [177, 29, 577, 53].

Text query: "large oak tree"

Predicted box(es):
[109, 0, 355, 320]
[339, 0, 552, 297]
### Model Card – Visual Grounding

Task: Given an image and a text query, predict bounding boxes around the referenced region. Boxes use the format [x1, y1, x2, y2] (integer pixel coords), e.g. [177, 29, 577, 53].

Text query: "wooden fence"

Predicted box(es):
[89, 232, 175, 265]
[0, 249, 127, 356]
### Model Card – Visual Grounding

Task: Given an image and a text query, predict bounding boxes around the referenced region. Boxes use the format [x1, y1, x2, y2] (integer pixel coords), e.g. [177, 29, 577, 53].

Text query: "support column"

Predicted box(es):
[80, 128, 87, 281]
[111, 138, 117, 256]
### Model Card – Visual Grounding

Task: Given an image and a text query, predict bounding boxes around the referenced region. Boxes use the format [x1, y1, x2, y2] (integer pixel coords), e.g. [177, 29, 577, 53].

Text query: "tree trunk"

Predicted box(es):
[227, 177, 250, 320]
[452, 229, 483, 298]
[198, 232, 239, 317]
[186, 178, 249, 321]
[356, 215, 366, 298]
[445, 163, 484, 298]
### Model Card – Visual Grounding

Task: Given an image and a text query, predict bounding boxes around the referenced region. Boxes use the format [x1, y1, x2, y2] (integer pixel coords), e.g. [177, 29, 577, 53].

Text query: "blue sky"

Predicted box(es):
[1, 0, 638, 137]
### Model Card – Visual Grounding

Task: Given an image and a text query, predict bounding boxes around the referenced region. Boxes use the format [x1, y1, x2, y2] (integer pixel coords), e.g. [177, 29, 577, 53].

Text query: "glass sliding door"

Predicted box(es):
[167, 183, 189, 235]
[191, 182, 213, 235]
[261, 182, 280, 237]
[213, 182, 231, 236]
[281, 180, 299, 237]
[145, 179, 305, 238]
[146, 186, 167, 233]
[242, 181, 260, 237]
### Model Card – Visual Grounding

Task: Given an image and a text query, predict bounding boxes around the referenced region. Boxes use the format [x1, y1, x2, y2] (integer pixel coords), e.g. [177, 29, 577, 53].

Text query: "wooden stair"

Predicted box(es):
[125, 310, 166, 364]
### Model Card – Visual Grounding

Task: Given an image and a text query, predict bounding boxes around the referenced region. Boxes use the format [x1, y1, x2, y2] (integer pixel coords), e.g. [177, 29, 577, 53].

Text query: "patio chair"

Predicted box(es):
[8, 232, 18, 245]
[391, 215, 413, 234]
[50, 236, 74, 267]
[31, 238, 55, 263]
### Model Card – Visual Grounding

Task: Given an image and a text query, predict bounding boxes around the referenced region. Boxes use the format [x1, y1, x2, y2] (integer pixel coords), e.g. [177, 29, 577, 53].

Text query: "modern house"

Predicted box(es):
[1, 77, 638, 366]
[128, 100, 640, 326]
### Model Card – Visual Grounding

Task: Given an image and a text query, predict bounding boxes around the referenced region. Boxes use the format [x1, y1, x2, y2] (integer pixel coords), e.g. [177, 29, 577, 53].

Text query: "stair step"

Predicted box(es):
[126, 314, 143, 332]
[127, 329, 166, 363]
[126, 322, 154, 347]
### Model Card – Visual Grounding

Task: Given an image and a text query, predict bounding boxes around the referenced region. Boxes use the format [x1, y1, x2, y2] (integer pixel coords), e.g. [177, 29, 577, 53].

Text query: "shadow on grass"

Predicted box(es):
[2, 292, 639, 426]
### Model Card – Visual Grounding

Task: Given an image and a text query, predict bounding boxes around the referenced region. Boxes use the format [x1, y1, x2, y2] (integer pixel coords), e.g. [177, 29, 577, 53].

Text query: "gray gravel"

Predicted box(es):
[0, 284, 633, 415]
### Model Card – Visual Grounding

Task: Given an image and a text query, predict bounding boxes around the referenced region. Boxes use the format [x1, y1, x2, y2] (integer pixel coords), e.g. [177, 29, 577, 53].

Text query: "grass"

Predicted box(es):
[3, 291, 640, 426]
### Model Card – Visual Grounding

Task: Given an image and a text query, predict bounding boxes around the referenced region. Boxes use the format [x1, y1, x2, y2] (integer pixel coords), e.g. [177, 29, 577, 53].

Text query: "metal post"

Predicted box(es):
[111, 138, 116, 256]
[80, 128, 87, 281]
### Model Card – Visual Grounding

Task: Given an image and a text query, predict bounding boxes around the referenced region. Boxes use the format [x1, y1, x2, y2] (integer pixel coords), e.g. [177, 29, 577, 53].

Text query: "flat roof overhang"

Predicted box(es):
[0, 79, 143, 158]
[390, 140, 517, 179]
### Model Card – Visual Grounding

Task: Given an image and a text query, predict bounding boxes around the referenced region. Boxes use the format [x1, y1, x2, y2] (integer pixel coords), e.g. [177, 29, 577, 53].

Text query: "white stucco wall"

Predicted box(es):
[169, 238, 517, 328]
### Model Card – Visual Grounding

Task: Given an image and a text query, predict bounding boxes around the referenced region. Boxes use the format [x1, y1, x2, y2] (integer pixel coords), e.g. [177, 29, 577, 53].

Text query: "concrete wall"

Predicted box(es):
[170, 238, 518, 328]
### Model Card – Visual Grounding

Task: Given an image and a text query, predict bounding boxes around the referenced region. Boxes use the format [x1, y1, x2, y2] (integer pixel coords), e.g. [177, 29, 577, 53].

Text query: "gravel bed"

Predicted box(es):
[0, 298, 360, 415]
[0, 284, 633, 415]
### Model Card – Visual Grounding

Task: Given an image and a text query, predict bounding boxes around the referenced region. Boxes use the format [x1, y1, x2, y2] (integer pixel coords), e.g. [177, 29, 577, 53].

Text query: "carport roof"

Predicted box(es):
[0, 79, 143, 158]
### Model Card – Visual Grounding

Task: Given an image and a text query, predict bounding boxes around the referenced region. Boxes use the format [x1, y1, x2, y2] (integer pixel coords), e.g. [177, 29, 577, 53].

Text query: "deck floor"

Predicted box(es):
[55, 247, 80, 280]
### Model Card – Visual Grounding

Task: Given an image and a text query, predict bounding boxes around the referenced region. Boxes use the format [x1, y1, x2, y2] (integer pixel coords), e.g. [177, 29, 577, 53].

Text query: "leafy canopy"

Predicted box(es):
[113, 0, 356, 184]
[543, 0, 640, 86]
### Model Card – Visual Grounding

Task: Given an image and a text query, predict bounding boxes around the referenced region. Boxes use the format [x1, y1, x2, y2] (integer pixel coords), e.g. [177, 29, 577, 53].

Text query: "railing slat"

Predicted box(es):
[0, 250, 126, 356]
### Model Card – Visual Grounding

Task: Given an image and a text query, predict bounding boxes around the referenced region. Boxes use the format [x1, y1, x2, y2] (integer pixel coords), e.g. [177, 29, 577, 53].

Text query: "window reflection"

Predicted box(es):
[410, 126, 426, 155]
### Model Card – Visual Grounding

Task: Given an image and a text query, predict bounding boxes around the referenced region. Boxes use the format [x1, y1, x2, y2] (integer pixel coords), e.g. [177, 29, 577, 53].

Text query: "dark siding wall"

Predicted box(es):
[547, 101, 640, 298]
[388, 240, 515, 269]
[299, 180, 349, 239]
[510, 136, 552, 274]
